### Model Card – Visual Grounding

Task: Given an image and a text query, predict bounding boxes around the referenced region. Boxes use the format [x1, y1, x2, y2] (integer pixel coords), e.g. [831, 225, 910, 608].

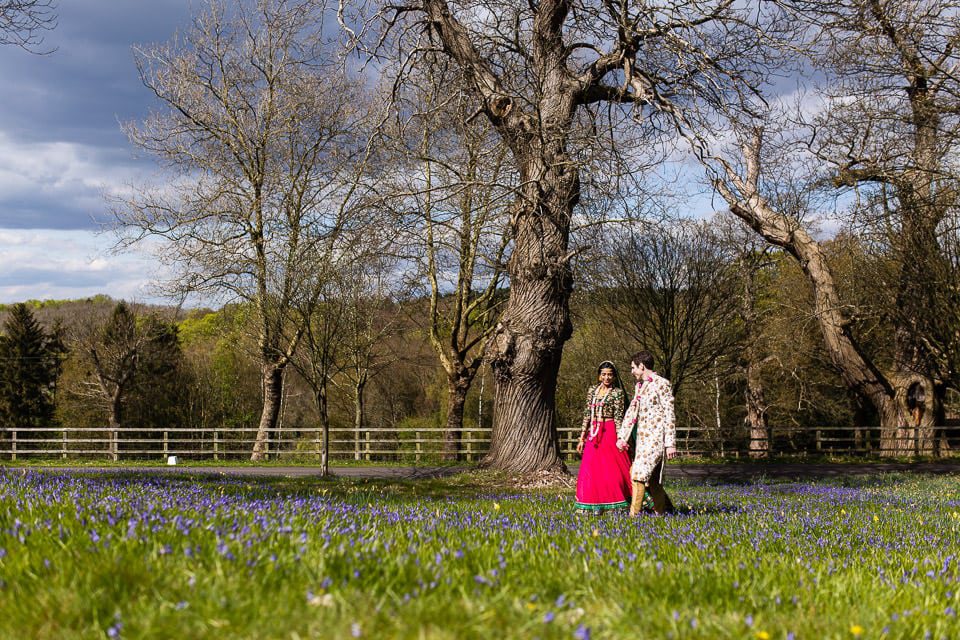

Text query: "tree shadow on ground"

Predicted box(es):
[47, 468, 551, 501]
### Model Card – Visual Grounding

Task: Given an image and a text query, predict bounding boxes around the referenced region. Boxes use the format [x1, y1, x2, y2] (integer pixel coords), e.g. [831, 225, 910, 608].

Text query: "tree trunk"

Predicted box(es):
[879, 372, 938, 456]
[745, 360, 769, 458]
[109, 387, 123, 461]
[934, 384, 951, 456]
[353, 379, 366, 461]
[251, 363, 284, 461]
[315, 385, 330, 476]
[482, 150, 574, 473]
[442, 375, 471, 462]
[741, 264, 769, 457]
[484, 269, 570, 472]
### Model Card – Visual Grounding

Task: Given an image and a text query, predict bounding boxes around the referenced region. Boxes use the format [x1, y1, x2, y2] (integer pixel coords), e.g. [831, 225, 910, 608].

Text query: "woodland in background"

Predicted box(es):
[2, 225, 957, 460]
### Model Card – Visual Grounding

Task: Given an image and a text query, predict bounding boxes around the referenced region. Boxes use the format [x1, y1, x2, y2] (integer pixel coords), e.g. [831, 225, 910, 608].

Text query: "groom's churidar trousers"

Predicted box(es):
[629, 459, 674, 516]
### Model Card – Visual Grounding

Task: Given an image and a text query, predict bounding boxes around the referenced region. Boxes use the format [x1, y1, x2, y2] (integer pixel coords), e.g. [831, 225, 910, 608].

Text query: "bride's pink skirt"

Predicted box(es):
[575, 419, 633, 511]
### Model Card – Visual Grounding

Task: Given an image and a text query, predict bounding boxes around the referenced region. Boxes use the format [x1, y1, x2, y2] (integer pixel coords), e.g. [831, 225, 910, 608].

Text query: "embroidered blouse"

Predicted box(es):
[580, 385, 626, 438]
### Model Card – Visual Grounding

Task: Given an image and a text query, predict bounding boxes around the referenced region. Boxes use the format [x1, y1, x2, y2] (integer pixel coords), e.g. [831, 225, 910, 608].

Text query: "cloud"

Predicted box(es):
[0, 229, 166, 304]
[0, 0, 193, 146]
[0, 132, 148, 229]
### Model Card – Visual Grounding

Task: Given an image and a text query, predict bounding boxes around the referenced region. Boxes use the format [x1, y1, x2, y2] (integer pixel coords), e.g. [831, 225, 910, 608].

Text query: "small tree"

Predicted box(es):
[335, 259, 402, 461]
[0, 303, 65, 442]
[73, 302, 180, 459]
[596, 218, 744, 398]
[384, 64, 510, 461]
[290, 278, 348, 475]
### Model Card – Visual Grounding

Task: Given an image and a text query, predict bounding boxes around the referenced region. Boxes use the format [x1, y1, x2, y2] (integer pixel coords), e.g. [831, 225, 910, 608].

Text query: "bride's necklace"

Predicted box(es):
[588, 384, 612, 439]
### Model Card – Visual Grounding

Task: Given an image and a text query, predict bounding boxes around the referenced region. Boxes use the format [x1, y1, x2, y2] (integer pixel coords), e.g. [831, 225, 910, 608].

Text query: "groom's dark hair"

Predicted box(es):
[631, 350, 654, 369]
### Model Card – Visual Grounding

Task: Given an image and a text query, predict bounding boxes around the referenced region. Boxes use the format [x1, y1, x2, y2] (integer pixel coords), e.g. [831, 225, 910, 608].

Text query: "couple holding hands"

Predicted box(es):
[575, 350, 677, 516]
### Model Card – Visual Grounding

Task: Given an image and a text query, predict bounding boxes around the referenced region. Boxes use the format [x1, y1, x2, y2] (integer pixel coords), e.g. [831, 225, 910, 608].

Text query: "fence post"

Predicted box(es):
[62, 429, 67, 459]
[364, 429, 371, 461]
[816, 429, 822, 452]
[415, 430, 421, 463]
[466, 430, 473, 462]
[11, 430, 15, 461]
[163, 431, 169, 458]
[316, 426, 321, 461]
[213, 429, 219, 461]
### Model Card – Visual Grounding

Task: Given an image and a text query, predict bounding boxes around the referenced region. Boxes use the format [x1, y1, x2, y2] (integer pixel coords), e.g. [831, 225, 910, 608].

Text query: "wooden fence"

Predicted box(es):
[1, 423, 958, 461]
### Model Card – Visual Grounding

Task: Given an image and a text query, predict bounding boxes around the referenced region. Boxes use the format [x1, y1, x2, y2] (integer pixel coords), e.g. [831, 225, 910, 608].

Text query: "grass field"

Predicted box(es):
[1, 468, 958, 639]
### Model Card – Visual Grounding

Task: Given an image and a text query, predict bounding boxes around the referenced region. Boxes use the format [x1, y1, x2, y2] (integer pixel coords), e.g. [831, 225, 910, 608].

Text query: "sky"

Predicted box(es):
[0, 2, 828, 307]
[0, 1, 195, 304]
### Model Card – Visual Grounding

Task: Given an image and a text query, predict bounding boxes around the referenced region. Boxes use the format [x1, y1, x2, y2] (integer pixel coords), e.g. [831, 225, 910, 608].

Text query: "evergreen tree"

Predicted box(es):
[0, 303, 65, 435]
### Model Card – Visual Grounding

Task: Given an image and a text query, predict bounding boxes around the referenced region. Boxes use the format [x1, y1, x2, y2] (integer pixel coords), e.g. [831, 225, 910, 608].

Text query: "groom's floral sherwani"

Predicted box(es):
[617, 372, 676, 483]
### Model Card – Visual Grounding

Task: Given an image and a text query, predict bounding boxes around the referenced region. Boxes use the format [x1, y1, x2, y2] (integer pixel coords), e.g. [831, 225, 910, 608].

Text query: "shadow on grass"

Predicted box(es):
[17, 467, 532, 501]
[669, 504, 743, 516]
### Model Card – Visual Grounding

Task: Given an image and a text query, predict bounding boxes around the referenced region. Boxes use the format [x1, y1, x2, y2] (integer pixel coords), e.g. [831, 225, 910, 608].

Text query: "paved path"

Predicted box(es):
[11, 460, 960, 482]
[658, 461, 960, 481]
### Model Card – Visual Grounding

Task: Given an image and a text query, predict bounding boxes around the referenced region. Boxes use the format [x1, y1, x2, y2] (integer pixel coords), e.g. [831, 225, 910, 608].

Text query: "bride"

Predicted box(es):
[574, 361, 635, 512]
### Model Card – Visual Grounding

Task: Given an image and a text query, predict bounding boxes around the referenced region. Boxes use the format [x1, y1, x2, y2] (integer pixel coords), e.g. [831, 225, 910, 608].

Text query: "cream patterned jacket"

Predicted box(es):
[617, 372, 676, 482]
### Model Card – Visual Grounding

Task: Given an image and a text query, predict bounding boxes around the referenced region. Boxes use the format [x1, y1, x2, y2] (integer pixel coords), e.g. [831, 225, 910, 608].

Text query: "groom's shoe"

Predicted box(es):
[629, 481, 646, 517]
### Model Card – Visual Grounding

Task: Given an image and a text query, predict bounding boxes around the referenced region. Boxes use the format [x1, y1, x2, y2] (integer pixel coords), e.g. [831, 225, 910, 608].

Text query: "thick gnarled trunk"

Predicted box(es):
[483, 153, 574, 473]
[485, 351, 565, 471]
[879, 373, 939, 456]
[251, 364, 284, 461]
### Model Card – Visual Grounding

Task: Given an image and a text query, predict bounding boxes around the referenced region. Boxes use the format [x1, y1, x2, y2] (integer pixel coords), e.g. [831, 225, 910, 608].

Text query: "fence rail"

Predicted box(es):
[1, 423, 958, 461]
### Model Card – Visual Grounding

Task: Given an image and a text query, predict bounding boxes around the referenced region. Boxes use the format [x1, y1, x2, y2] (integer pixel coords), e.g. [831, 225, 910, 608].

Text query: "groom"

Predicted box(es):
[616, 350, 677, 516]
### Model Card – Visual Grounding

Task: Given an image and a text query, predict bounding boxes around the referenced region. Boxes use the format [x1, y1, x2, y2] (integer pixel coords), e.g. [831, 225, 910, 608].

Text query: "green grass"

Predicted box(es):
[1, 469, 958, 639]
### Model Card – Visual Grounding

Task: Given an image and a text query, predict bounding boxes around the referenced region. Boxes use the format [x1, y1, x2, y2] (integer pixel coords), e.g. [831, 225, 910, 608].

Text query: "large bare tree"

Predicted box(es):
[355, 0, 768, 471]
[690, 0, 960, 454]
[116, 0, 373, 459]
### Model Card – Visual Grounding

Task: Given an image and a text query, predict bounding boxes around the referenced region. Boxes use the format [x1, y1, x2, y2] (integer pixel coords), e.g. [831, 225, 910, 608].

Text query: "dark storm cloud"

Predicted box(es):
[0, 1, 193, 231]
[0, 1, 192, 146]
